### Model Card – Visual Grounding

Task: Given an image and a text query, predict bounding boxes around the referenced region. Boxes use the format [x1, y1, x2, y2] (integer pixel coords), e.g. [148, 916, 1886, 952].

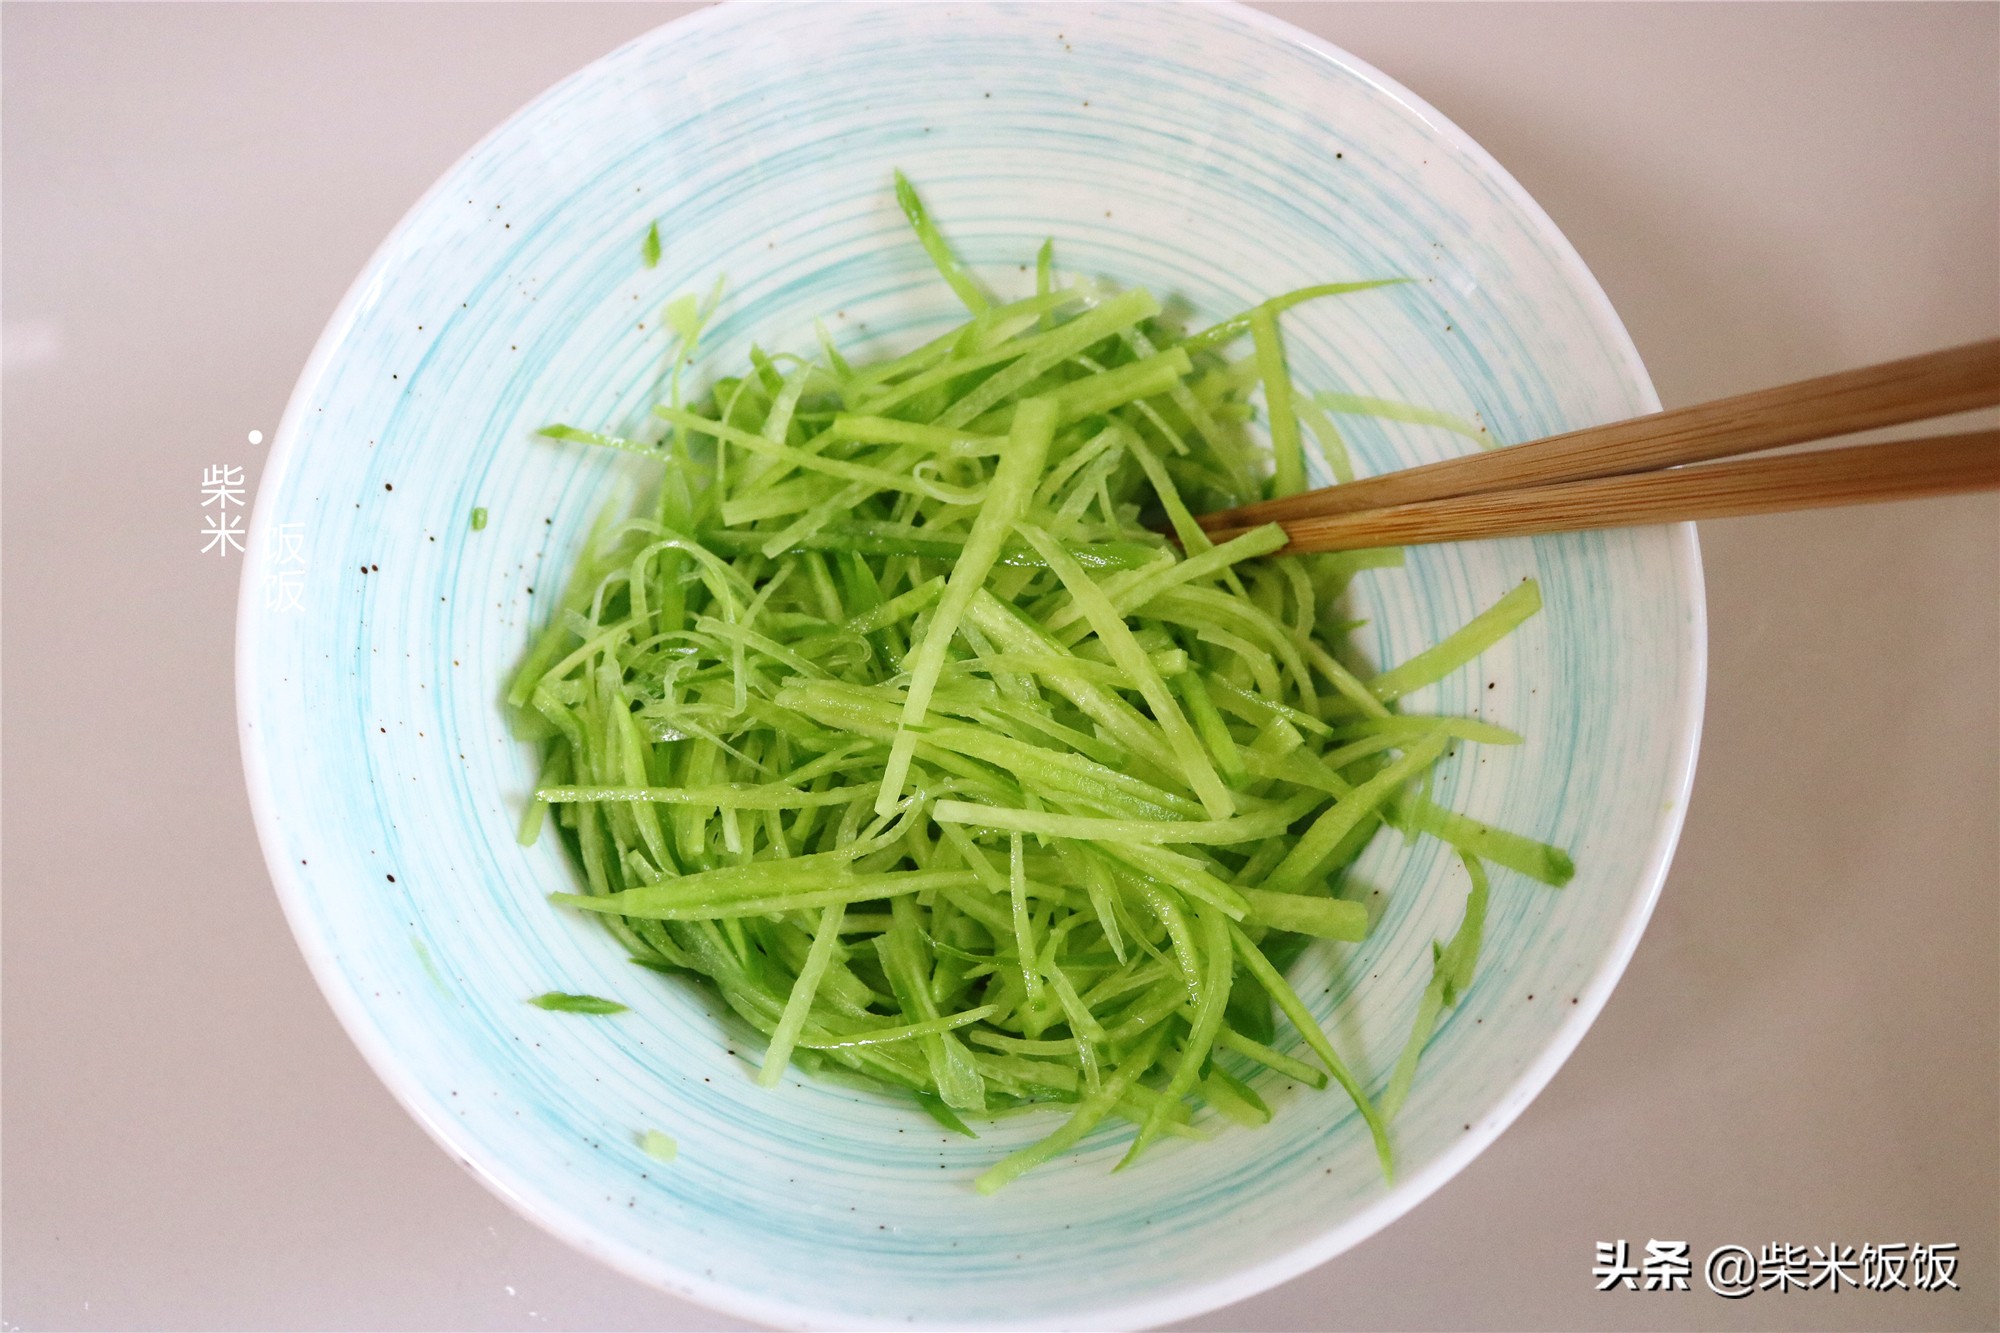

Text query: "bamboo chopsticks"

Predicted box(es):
[1194, 339, 2000, 553]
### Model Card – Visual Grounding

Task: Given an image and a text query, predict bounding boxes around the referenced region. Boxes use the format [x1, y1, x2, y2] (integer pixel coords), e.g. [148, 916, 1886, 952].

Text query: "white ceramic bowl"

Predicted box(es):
[238, 4, 1704, 1327]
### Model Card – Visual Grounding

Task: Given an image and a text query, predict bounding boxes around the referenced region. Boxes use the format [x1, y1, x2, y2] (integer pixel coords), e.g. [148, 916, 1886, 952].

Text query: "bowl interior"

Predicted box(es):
[239, 5, 1703, 1327]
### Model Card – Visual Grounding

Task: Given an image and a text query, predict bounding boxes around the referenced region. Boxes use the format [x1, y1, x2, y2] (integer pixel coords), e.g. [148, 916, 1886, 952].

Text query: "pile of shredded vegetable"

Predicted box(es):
[509, 174, 1572, 1191]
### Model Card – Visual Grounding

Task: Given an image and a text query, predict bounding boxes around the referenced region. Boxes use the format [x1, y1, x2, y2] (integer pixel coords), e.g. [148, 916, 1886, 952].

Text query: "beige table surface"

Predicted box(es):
[4, 4, 1995, 1330]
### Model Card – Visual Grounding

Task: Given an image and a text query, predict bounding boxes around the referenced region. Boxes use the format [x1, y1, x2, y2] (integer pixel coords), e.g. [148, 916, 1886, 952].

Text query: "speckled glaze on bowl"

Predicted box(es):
[237, 4, 1704, 1327]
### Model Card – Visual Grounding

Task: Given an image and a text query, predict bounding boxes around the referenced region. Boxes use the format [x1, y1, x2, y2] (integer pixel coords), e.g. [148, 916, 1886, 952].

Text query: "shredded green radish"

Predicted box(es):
[528, 991, 628, 1015]
[509, 173, 1573, 1188]
[1381, 853, 1490, 1120]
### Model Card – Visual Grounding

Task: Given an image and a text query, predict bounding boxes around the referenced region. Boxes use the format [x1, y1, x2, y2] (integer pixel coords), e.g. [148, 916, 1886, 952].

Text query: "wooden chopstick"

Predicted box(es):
[1204, 430, 2000, 554]
[1194, 338, 2000, 533]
